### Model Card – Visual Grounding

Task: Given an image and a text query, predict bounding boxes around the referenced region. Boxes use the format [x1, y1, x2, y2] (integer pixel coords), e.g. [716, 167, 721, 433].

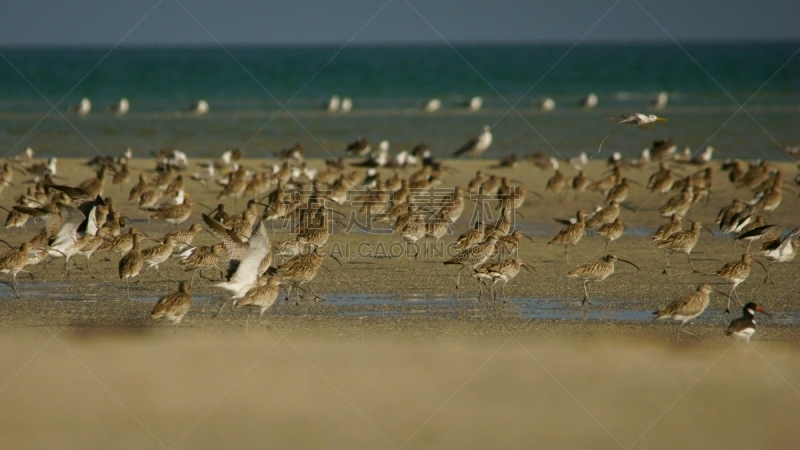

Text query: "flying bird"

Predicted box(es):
[610, 113, 667, 129]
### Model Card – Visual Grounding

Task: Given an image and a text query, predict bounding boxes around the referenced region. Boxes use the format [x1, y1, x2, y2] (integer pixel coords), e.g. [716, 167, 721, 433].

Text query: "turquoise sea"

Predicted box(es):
[0, 43, 798, 160]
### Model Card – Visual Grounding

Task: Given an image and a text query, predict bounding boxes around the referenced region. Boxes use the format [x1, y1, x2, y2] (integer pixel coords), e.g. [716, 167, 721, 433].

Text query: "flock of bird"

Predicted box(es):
[66, 91, 661, 117]
[0, 117, 797, 342]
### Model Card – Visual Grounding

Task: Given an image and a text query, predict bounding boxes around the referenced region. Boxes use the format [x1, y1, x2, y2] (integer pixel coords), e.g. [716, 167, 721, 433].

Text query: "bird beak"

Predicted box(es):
[617, 258, 640, 270]
[329, 255, 343, 267]
[523, 234, 535, 244]
[656, 117, 667, 122]
[702, 226, 715, 237]
[711, 288, 732, 299]
[514, 210, 525, 219]
[751, 257, 768, 273]
[522, 262, 536, 272]
[755, 305, 771, 316]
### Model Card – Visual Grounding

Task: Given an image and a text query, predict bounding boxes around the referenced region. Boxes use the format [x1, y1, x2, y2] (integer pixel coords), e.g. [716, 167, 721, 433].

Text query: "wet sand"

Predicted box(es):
[1, 157, 799, 447]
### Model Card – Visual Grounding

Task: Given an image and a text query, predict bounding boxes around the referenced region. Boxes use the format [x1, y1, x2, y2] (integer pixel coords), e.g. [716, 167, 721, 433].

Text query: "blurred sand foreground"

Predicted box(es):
[1, 327, 799, 449]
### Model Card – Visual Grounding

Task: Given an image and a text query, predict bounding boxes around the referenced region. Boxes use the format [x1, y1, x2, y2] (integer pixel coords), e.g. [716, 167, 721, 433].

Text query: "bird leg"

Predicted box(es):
[686, 252, 699, 273]
[306, 284, 325, 303]
[11, 273, 19, 298]
[455, 265, 464, 289]
[211, 298, 231, 319]
[564, 245, 570, 265]
[125, 278, 130, 299]
[500, 280, 508, 303]
[581, 280, 591, 306]
[662, 250, 672, 274]
[764, 261, 774, 284]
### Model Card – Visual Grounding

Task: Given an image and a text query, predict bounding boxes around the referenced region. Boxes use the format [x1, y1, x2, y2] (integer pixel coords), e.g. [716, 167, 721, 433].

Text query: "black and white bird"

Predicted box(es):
[610, 113, 667, 129]
[726, 302, 770, 343]
[454, 125, 492, 158]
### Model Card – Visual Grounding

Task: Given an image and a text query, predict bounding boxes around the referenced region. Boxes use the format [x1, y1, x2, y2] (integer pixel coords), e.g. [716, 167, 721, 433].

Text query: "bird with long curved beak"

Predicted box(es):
[653, 284, 732, 344]
[567, 254, 639, 306]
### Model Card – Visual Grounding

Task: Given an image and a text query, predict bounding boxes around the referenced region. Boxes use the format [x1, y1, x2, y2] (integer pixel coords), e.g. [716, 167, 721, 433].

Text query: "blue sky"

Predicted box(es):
[1, 0, 799, 45]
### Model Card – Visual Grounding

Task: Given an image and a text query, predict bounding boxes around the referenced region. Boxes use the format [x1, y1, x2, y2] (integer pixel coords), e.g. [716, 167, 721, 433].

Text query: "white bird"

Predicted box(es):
[69, 98, 91, 115]
[107, 98, 129, 115]
[47, 203, 85, 263]
[324, 95, 340, 113]
[651, 92, 668, 110]
[569, 152, 588, 171]
[466, 96, 483, 111]
[189, 100, 209, 115]
[611, 113, 667, 129]
[536, 97, 556, 111]
[191, 162, 215, 185]
[689, 146, 714, 165]
[580, 93, 598, 109]
[454, 125, 492, 157]
[214, 220, 271, 301]
[340, 97, 352, 113]
[423, 98, 441, 112]
[161, 150, 189, 170]
[353, 140, 389, 167]
[14, 147, 34, 163]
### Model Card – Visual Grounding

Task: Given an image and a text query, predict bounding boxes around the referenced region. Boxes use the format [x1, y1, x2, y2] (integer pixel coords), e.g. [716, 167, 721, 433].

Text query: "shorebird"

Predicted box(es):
[536, 97, 556, 112]
[567, 254, 639, 305]
[149, 198, 193, 229]
[179, 243, 226, 283]
[97, 227, 148, 261]
[545, 170, 567, 201]
[213, 220, 271, 311]
[651, 92, 668, 110]
[726, 302, 770, 343]
[579, 93, 598, 109]
[345, 137, 371, 156]
[610, 113, 667, 129]
[235, 277, 283, 328]
[496, 230, 534, 258]
[548, 210, 587, 264]
[422, 98, 441, 112]
[454, 221, 485, 251]
[571, 171, 590, 199]
[597, 218, 624, 251]
[454, 125, 492, 158]
[119, 234, 143, 299]
[653, 284, 727, 343]
[189, 100, 209, 114]
[444, 236, 498, 288]
[465, 96, 483, 111]
[657, 221, 710, 274]
[107, 98, 129, 115]
[139, 237, 177, 282]
[758, 226, 799, 283]
[658, 184, 694, 217]
[161, 223, 202, 251]
[651, 214, 682, 243]
[734, 216, 767, 252]
[472, 258, 534, 301]
[276, 248, 341, 303]
[647, 163, 677, 194]
[69, 98, 91, 115]
[0, 242, 35, 297]
[151, 281, 192, 325]
[717, 253, 766, 313]
[585, 201, 620, 230]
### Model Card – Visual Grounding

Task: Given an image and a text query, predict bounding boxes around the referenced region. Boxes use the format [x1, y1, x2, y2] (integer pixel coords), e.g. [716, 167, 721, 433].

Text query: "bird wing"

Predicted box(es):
[50, 203, 85, 251]
[229, 220, 270, 286]
[454, 138, 478, 156]
[202, 213, 246, 259]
